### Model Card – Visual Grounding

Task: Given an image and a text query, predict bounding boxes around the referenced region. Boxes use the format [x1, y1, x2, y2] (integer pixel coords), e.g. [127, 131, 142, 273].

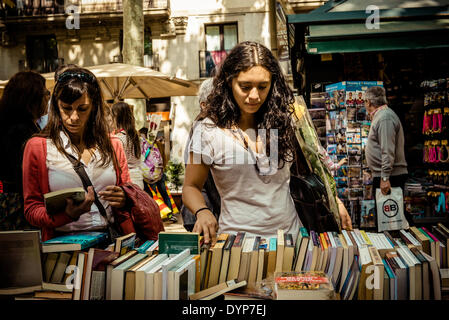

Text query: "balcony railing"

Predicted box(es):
[0, 0, 168, 17]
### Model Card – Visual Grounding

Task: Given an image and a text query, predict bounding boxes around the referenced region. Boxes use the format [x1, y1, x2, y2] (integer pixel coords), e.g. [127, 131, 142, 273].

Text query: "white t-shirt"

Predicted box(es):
[186, 118, 302, 241]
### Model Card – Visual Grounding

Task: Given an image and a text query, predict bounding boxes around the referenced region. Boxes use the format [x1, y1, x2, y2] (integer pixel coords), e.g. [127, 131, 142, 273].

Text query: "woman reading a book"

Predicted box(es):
[183, 41, 304, 244]
[22, 68, 132, 241]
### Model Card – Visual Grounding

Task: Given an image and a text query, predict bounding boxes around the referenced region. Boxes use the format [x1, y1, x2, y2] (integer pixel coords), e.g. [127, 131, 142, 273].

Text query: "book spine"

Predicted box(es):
[233, 232, 245, 248]
[422, 227, 440, 243]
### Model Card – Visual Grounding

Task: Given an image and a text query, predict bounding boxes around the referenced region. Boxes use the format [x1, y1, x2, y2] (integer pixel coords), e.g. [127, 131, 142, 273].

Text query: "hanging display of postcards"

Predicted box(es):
[325, 81, 383, 229]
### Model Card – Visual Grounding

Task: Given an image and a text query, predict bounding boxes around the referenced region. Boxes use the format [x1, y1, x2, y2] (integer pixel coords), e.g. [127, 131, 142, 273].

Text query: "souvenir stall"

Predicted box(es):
[287, 0, 449, 228]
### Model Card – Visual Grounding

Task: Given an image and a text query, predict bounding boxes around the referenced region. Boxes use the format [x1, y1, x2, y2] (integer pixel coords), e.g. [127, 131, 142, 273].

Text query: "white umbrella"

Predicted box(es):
[41, 63, 198, 101]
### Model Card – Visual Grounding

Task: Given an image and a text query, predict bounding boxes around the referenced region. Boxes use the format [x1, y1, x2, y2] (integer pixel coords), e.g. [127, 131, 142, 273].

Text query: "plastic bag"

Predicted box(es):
[376, 187, 409, 232]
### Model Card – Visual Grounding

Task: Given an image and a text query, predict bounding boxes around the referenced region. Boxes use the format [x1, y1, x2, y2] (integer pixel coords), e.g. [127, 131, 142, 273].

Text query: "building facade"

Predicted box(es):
[0, 0, 324, 162]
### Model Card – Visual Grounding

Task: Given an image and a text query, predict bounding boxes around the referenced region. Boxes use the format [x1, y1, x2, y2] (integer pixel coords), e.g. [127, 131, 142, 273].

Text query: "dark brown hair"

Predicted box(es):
[38, 67, 115, 167]
[200, 41, 296, 166]
[112, 102, 141, 158]
[0, 71, 48, 124]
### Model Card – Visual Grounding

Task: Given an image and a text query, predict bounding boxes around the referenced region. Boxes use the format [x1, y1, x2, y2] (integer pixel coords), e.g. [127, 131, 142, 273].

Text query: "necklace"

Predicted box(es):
[232, 127, 272, 184]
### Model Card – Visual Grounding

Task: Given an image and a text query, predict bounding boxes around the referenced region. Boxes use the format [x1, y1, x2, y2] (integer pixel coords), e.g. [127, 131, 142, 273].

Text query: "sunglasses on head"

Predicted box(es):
[57, 71, 95, 84]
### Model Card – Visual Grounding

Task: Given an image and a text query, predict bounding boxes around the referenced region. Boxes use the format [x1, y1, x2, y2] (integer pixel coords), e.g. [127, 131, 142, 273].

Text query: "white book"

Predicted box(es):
[161, 249, 190, 300]
[146, 263, 164, 300]
[398, 244, 422, 300]
[146, 240, 159, 256]
[378, 233, 395, 250]
[73, 252, 86, 301]
[338, 234, 349, 293]
[397, 247, 416, 300]
[326, 233, 337, 278]
[110, 253, 147, 300]
[170, 257, 196, 300]
[400, 230, 421, 248]
[349, 230, 363, 249]
[135, 254, 168, 300]
[82, 248, 95, 300]
[303, 239, 314, 271]
[332, 232, 343, 289]
[354, 230, 367, 247]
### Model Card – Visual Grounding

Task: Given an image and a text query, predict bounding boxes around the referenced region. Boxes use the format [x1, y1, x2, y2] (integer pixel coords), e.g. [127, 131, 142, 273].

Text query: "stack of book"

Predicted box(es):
[6, 223, 449, 300]
[39, 232, 140, 300]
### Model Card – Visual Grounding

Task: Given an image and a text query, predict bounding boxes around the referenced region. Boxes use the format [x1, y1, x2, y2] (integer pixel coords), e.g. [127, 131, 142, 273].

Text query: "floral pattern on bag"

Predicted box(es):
[140, 138, 163, 184]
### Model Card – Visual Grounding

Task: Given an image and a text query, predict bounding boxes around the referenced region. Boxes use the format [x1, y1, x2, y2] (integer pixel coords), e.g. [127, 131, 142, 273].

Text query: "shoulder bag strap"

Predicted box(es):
[65, 153, 111, 223]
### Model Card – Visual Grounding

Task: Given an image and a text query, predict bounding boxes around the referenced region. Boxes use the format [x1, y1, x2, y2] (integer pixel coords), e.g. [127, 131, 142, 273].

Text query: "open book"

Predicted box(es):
[44, 187, 85, 215]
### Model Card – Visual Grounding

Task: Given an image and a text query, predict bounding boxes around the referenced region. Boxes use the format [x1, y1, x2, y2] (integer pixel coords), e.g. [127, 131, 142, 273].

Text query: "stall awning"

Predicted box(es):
[287, 0, 449, 54]
[307, 19, 449, 54]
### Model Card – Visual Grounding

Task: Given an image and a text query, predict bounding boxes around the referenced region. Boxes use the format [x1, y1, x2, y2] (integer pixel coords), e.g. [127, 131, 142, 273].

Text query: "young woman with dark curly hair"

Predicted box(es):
[183, 41, 303, 244]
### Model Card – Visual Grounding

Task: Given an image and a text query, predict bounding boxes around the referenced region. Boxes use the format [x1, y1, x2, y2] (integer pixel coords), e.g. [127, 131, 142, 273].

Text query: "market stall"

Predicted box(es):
[287, 0, 449, 229]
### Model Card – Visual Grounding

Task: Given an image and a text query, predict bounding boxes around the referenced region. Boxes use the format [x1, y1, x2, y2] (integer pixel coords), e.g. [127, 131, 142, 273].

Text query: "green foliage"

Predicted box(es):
[165, 160, 184, 191]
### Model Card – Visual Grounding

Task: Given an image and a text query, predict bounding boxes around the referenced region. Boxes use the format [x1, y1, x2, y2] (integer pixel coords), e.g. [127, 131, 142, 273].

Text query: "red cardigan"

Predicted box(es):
[22, 136, 131, 241]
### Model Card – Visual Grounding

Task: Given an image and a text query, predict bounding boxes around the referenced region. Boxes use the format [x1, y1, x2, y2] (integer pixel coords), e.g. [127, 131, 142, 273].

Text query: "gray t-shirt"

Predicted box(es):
[186, 118, 301, 240]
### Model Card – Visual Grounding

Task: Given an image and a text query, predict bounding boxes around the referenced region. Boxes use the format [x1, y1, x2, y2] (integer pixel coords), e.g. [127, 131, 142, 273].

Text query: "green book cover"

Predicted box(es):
[419, 228, 434, 243]
[43, 232, 108, 250]
[158, 232, 200, 255]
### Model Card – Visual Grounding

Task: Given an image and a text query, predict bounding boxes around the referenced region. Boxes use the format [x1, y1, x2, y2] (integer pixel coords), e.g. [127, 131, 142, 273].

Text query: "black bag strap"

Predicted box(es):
[65, 153, 111, 223]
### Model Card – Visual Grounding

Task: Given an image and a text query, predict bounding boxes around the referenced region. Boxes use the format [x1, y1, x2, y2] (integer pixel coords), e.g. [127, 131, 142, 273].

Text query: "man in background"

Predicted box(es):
[364, 86, 412, 224]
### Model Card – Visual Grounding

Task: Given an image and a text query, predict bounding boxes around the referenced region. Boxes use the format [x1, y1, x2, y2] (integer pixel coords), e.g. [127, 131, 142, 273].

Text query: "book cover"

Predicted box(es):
[219, 234, 235, 284]
[256, 239, 266, 283]
[161, 249, 190, 299]
[294, 230, 309, 272]
[275, 230, 285, 273]
[105, 250, 138, 300]
[0, 230, 43, 295]
[247, 236, 261, 288]
[282, 233, 294, 272]
[42, 232, 109, 253]
[237, 237, 255, 284]
[274, 271, 335, 300]
[44, 187, 85, 215]
[189, 279, 247, 300]
[115, 233, 137, 255]
[110, 253, 147, 300]
[266, 237, 277, 277]
[207, 233, 229, 288]
[158, 232, 200, 255]
[141, 254, 169, 300]
[227, 232, 245, 281]
[50, 252, 71, 284]
[124, 255, 155, 300]
[199, 242, 211, 290]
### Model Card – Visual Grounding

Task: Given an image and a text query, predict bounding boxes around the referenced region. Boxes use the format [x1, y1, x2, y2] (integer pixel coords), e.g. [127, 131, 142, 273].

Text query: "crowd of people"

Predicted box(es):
[0, 40, 409, 245]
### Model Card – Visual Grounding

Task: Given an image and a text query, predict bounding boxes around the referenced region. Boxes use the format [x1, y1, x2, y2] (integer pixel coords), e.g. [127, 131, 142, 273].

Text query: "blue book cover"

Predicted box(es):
[136, 240, 155, 254]
[43, 232, 108, 250]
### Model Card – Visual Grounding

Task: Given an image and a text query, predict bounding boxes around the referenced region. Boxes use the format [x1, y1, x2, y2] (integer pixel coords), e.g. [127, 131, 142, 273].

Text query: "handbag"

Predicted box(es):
[290, 138, 340, 233]
[66, 154, 122, 242]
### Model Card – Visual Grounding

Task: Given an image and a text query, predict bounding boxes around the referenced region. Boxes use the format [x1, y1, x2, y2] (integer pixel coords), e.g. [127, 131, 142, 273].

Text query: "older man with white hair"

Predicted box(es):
[364, 86, 412, 223]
